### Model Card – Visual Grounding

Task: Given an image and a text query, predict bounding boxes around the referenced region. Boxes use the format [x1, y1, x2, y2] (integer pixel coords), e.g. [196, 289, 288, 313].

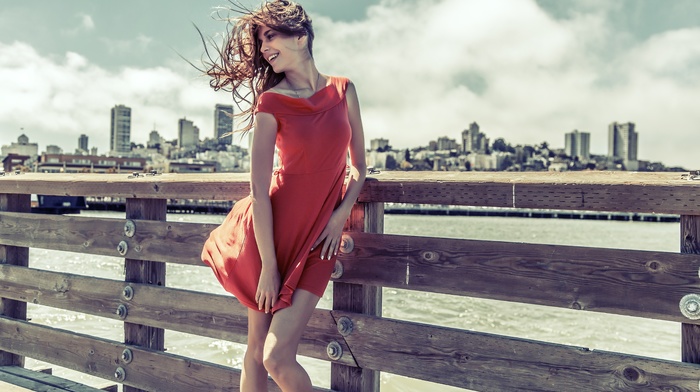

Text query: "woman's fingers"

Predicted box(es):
[326, 238, 335, 260]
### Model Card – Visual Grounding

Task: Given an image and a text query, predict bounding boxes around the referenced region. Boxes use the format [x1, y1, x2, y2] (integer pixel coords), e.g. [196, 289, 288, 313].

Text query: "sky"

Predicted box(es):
[1, 0, 699, 169]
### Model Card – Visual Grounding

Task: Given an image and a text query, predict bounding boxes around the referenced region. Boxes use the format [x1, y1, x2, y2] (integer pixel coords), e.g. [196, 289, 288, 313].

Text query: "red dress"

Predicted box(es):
[201, 76, 352, 313]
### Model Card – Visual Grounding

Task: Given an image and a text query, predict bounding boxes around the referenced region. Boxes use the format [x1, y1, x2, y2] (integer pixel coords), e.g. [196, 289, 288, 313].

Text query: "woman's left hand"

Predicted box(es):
[312, 209, 347, 260]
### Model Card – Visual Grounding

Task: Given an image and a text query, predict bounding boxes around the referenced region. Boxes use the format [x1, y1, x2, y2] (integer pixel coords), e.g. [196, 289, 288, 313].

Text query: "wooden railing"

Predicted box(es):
[1, 171, 700, 391]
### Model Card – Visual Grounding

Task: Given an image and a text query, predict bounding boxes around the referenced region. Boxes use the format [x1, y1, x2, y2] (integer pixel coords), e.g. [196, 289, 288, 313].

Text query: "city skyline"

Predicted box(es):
[1, 1, 699, 168]
[4, 107, 654, 168]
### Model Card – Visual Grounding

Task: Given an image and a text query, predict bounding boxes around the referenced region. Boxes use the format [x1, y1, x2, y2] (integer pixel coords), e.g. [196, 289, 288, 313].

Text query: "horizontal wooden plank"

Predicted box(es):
[0, 265, 355, 367]
[1, 171, 699, 213]
[0, 317, 332, 392]
[0, 173, 251, 201]
[360, 171, 700, 214]
[0, 366, 103, 391]
[337, 232, 700, 324]
[331, 310, 700, 391]
[0, 373, 64, 391]
[0, 212, 214, 265]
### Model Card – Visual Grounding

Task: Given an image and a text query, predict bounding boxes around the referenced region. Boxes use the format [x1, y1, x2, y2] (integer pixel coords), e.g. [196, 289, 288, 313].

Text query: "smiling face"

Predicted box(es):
[256, 25, 308, 73]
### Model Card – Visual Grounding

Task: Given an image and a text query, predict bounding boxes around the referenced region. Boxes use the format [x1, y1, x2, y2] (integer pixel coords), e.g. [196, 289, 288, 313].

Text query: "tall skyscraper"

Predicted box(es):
[461, 122, 489, 153]
[148, 130, 162, 148]
[78, 134, 88, 151]
[370, 138, 390, 151]
[178, 118, 200, 148]
[608, 122, 638, 169]
[215, 104, 234, 145]
[564, 130, 590, 160]
[110, 105, 131, 153]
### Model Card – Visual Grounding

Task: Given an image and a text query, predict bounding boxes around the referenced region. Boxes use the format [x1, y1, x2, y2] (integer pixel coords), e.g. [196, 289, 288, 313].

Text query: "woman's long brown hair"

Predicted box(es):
[194, 0, 314, 136]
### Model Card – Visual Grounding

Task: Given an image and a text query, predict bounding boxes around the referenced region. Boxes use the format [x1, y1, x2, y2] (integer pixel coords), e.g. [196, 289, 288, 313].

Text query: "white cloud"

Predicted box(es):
[0, 41, 223, 154]
[313, 0, 699, 168]
[61, 13, 95, 36]
[79, 13, 95, 31]
[101, 34, 154, 55]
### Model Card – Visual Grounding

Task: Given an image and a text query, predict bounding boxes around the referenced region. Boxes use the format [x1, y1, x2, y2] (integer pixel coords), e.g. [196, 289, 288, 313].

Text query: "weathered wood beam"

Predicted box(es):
[0, 265, 355, 367]
[338, 231, 700, 323]
[0, 194, 29, 367]
[0, 316, 337, 392]
[0, 365, 105, 391]
[0, 212, 214, 265]
[332, 310, 700, 392]
[682, 215, 700, 363]
[1, 172, 698, 214]
[331, 200, 383, 392]
[123, 198, 166, 392]
[0, 173, 251, 201]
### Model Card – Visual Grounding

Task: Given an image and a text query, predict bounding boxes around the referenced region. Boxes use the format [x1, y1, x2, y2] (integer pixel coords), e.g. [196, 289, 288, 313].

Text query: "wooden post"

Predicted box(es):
[124, 198, 166, 392]
[682, 215, 700, 363]
[331, 201, 383, 392]
[0, 194, 30, 367]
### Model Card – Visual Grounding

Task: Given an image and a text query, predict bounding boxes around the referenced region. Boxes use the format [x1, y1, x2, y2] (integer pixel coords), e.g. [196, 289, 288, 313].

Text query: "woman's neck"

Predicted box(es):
[284, 60, 321, 92]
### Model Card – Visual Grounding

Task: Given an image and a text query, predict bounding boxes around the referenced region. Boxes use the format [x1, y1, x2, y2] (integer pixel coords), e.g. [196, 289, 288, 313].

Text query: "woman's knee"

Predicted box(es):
[262, 341, 293, 376]
[246, 339, 266, 365]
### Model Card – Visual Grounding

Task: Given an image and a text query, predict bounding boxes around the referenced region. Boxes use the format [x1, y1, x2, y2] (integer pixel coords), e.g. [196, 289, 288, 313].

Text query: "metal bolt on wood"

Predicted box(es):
[331, 260, 344, 279]
[340, 234, 354, 254]
[337, 316, 353, 336]
[114, 367, 126, 381]
[124, 220, 135, 237]
[122, 285, 134, 301]
[116, 304, 128, 319]
[121, 348, 133, 364]
[326, 341, 343, 361]
[680, 294, 700, 320]
[117, 241, 128, 256]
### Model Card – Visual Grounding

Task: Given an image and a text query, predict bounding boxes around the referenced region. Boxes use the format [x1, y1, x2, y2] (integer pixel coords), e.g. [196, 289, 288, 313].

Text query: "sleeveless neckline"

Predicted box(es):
[264, 81, 333, 100]
[256, 76, 348, 116]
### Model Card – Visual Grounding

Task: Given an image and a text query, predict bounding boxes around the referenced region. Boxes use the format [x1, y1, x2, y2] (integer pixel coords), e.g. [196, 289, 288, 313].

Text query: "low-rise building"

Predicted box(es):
[166, 159, 218, 173]
[36, 154, 146, 173]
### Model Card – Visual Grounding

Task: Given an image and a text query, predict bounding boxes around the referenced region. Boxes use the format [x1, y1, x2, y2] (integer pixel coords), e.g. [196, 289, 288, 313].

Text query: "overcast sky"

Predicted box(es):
[1, 0, 698, 169]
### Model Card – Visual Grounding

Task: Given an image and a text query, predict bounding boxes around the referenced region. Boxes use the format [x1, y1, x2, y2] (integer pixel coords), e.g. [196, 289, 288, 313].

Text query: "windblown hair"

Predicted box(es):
[196, 0, 314, 135]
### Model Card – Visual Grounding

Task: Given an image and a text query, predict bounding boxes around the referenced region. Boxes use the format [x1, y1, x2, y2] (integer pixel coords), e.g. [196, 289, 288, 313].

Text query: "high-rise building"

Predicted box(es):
[564, 130, 590, 161]
[148, 130, 162, 148]
[461, 122, 489, 153]
[608, 122, 638, 169]
[178, 118, 200, 148]
[215, 104, 234, 145]
[78, 134, 88, 151]
[436, 136, 458, 151]
[110, 105, 131, 153]
[370, 138, 390, 151]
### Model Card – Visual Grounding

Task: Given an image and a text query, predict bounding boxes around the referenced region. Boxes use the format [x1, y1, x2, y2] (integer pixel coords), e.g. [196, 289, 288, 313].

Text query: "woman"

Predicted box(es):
[199, 1, 367, 391]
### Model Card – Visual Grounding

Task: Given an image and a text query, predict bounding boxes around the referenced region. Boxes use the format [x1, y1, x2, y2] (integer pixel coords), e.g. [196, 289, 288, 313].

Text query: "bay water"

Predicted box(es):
[23, 211, 681, 391]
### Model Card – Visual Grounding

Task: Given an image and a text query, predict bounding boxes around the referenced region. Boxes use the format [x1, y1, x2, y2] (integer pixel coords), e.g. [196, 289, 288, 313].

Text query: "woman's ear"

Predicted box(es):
[296, 34, 308, 49]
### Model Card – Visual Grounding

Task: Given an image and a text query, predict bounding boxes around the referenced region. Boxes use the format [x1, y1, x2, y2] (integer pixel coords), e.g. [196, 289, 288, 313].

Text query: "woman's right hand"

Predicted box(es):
[255, 267, 280, 313]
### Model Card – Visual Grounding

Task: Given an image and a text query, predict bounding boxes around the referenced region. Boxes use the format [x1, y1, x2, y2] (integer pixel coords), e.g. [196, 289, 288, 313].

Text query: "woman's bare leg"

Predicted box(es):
[241, 308, 273, 392]
[263, 289, 321, 392]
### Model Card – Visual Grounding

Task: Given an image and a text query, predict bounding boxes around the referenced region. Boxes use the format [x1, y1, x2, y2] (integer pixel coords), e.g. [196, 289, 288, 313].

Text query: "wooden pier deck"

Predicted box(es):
[0, 366, 114, 391]
[1, 171, 700, 391]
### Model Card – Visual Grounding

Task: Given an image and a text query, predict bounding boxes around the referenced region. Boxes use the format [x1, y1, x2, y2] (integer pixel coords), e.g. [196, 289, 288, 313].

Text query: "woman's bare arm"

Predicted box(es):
[250, 111, 280, 313]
